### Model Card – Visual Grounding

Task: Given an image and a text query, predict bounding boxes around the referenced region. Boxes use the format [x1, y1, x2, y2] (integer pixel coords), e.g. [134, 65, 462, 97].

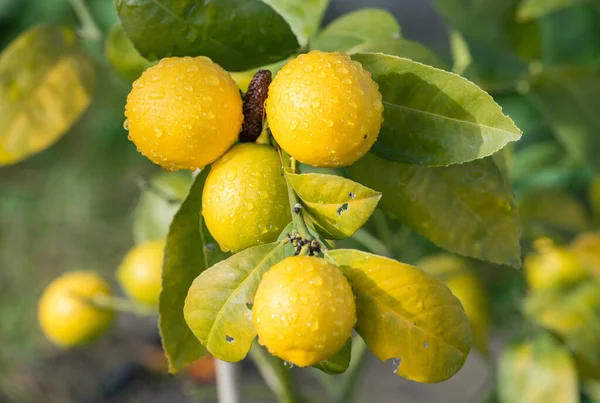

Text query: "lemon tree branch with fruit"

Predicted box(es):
[0, 0, 550, 401]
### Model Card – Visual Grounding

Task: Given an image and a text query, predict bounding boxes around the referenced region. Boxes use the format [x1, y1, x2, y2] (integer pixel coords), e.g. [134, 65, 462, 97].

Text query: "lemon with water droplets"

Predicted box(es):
[125, 56, 243, 171]
[266, 51, 383, 167]
[117, 240, 165, 307]
[202, 143, 291, 253]
[525, 237, 588, 291]
[38, 271, 114, 348]
[253, 256, 356, 367]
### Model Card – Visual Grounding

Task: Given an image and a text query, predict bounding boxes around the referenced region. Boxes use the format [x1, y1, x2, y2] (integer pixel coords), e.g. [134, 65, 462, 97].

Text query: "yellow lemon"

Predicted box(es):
[525, 237, 588, 291]
[38, 271, 114, 348]
[266, 50, 383, 167]
[117, 239, 165, 306]
[253, 256, 356, 367]
[125, 56, 243, 171]
[202, 143, 291, 253]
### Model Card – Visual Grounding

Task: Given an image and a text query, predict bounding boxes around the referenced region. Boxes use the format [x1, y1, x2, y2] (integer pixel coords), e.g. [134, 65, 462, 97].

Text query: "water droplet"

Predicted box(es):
[226, 168, 238, 181]
[424, 342, 429, 349]
[283, 361, 294, 369]
[311, 99, 321, 108]
[123, 120, 129, 130]
[154, 127, 164, 138]
[303, 65, 313, 72]
[149, 87, 166, 99]
[244, 200, 255, 210]
[184, 85, 193, 92]
[388, 358, 402, 374]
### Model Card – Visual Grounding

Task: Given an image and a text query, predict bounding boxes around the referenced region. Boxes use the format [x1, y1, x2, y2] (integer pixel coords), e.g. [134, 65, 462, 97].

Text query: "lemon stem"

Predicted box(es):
[83, 294, 155, 317]
[68, 0, 102, 42]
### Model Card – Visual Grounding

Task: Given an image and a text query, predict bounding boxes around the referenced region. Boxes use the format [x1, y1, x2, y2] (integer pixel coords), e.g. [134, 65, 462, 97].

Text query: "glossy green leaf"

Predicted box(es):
[312, 338, 352, 375]
[115, 0, 299, 71]
[159, 169, 229, 373]
[105, 22, 154, 82]
[347, 153, 521, 268]
[261, 0, 329, 47]
[497, 333, 578, 403]
[327, 249, 471, 383]
[285, 172, 381, 239]
[517, 0, 586, 21]
[524, 282, 600, 371]
[133, 171, 193, 244]
[184, 242, 285, 362]
[450, 29, 472, 75]
[530, 74, 600, 169]
[353, 53, 521, 166]
[0, 25, 94, 166]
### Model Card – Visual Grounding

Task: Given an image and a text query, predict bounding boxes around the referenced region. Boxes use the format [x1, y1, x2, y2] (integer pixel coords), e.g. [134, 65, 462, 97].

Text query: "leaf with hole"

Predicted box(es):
[347, 153, 521, 268]
[327, 249, 471, 383]
[0, 25, 95, 166]
[497, 333, 578, 403]
[184, 242, 285, 362]
[159, 169, 229, 373]
[285, 172, 381, 239]
[353, 53, 521, 166]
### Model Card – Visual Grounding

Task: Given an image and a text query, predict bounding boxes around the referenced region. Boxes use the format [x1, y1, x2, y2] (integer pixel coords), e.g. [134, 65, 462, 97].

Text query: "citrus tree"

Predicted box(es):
[0, 0, 553, 401]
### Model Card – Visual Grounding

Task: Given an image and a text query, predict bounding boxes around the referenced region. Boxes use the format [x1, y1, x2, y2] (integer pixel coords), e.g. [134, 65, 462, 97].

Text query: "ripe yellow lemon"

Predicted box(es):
[38, 271, 114, 348]
[202, 143, 291, 253]
[117, 239, 165, 306]
[253, 256, 356, 367]
[266, 50, 383, 167]
[125, 56, 243, 171]
[525, 238, 588, 291]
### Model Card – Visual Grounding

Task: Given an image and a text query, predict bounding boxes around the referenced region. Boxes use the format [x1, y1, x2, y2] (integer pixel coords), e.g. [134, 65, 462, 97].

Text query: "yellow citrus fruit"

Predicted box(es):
[418, 254, 491, 356]
[117, 239, 165, 306]
[38, 271, 114, 348]
[125, 56, 243, 171]
[525, 237, 588, 291]
[202, 143, 291, 252]
[266, 50, 383, 167]
[253, 256, 356, 367]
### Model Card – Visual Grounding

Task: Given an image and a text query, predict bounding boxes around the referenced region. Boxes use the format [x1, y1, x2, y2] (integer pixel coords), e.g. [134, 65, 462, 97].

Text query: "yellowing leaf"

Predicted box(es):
[418, 254, 491, 356]
[184, 242, 285, 362]
[347, 153, 521, 268]
[524, 282, 600, 371]
[498, 333, 578, 403]
[571, 232, 600, 280]
[327, 249, 471, 383]
[0, 25, 95, 165]
[285, 172, 381, 239]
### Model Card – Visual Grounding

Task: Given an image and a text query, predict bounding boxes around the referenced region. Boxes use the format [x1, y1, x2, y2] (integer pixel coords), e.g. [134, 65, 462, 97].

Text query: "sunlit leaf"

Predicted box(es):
[285, 172, 381, 239]
[105, 22, 154, 82]
[133, 171, 193, 244]
[571, 232, 600, 281]
[159, 169, 229, 373]
[0, 25, 94, 166]
[497, 333, 578, 403]
[524, 282, 600, 372]
[353, 53, 521, 166]
[449, 29, 472, 75]
[347, 153, 521, 268]
[327, 249, 471, 383]
[116, 0, 323, 71]
[517, 0, 586, 21]
[418, 254, 491, 356]
[184, 242, 285, 362]
[312, 338, 352, 375]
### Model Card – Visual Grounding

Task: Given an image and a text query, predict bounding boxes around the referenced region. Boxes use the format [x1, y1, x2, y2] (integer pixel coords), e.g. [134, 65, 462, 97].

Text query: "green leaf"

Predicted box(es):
[327, 249, 471, 383]
[353, 53, 521, 166]
[105, 22, 154, 82]
[347, 153, 521, 268]
[285, 172, 381, 239]
[517, 0, 586, 21]
[184, 242, 285, 362]
[115, 0, 299, 71]
[449, 29, 472, 75]
[497, 333, 578, 403]
[261, 0, 329, 47]
[133, 171, 193, 244]
[530, 74, 600, 169]
[311, 9, 444, 68]
[159, 169, 228, 373]
[0, 25, 95, 166]
[524, 282, 600, 371]
[310, 8, 401, 53]
[312, 338, 352, 375]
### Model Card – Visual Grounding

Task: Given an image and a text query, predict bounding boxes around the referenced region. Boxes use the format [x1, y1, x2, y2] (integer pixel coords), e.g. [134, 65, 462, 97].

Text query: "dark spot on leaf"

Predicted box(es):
[293, 203, 302, 214]
[348, 192, 355, 199]
[363, 134, 368, 139]
[336, 203, 349, 216]
[424, 342, 429, 348]
[226, 335, 235, 343]
[204, 243, 217, 252]
[246, 302, 254, 310]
